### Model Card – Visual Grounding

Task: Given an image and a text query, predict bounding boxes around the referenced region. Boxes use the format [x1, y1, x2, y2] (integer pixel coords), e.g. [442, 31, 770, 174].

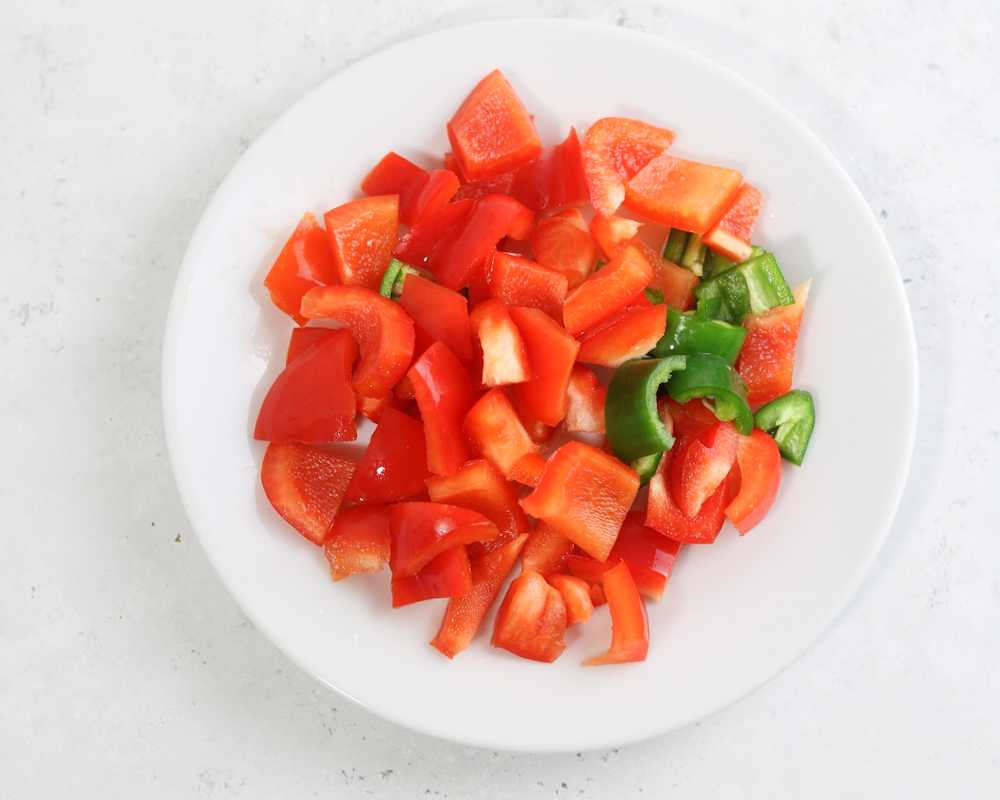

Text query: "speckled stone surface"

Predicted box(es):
[2, 1, 998, 796]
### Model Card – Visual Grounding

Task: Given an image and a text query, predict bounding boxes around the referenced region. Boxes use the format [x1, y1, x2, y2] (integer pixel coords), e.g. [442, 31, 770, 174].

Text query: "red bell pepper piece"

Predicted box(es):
[738, 282, 809, 406]
[285, 326, 340, 364]
[431, 533, 528, 658]
[391, 546, 472, 608]
[489, 251, 568, 322]
[469, 299, 531, 387]
[703, 183, 762, 262]
[577, 304, 667, 368]
[388, 501, 499, 577]
[589, 214, 641, 261]
[446, 150, 518, 201]
[408, 342, 476, 476]
[399, 274, 473, 362]
[530, 208, 597, 290]
[521, 524, 574, 574]
[429, 194, 534, 291]
[725, 429, 782, 533]
[610, 511, 681, 601]
[563, 244, 654, 336]
[394, 199, 473, 267]
[521, 441, 640, 562]
[564, 365, 606, 433]
[345, 408, 428, 505]
[508, 306, 580, 427]
[646, 449, 740, 544]
[447, 69, 542, 181]
[425, 459, 528, 555]
[663, 397, 719, 439]
[263, 213, 340, 325]
[647, 251, 699, 311]
[361, 152, 458, 226]
[300, 284, 415, 399]
[670, 422, 740, 518]
[254, 330, 357, 443]
[492, 570, 567, 662]
[509, 127, 589, 212]
[324, 505, 391, 580]
[582, 117, 676, 217]
[546, 574, 594, 625]
[261, 442, 356, 545]
[357, 392, 407, 423]
[584, 560, 649, 665]
[625, 153, 742, 234]
[463, 387, 538, 478]
[509, 451, 547, 488]
[323, 195, 399, 290]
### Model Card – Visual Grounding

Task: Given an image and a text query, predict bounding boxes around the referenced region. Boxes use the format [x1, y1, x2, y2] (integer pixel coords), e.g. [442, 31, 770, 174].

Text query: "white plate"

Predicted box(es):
[162, 19, 917, 752]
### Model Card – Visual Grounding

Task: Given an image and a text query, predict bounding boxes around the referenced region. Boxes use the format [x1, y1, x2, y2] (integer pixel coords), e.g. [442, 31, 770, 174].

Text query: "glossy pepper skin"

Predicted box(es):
[694, 251, 793, 324]
[408, 342, 476, 476]
[666, 353, 754, 435]
[654, 307, 746, 364]
[754, 389, 816, 465]
[263, 213, 340, 325]
[583, 560, 649, 666]
[388, 502, 499, 577]
[605, 356, 687, 463]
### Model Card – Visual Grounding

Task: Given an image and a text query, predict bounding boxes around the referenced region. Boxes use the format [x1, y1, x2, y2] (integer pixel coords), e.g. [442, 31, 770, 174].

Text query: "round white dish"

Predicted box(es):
[162, 19, 917, 752]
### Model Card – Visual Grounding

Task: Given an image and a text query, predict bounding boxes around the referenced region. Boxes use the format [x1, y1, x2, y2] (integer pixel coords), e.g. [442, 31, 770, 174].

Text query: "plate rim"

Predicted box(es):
[161, 17, 918, 752]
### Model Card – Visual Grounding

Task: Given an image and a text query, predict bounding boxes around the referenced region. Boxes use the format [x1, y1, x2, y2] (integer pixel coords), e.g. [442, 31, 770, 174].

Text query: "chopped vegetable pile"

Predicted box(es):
[254, 69, 816, 665]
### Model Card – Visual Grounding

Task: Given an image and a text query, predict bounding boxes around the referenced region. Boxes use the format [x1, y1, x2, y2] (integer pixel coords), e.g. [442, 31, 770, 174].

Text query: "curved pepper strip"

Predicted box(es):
[666, 353, 753, 435]
[605, 356, 687, 463]
[654, 307, 746, 364]
[754, 389, 816, 465]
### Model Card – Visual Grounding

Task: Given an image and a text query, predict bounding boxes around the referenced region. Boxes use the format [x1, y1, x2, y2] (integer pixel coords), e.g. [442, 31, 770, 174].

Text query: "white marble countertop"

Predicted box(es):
[2, 1, 998, 796]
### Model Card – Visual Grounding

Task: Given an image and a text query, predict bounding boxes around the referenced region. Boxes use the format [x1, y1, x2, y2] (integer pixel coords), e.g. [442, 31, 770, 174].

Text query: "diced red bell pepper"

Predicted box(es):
[609, 512, 681, 601]
[388, 501, 499, 577]
[509, 127, 589, 213]
[261, 442, 356, 545]
[447, 151, 518, 201]
[345, 408, 428, 504]
[509, 451, 547, 488]
[522, 416, 554, 444]
[584, 560, 649, 666]
[264, 213, 340, 325]
[563, 244, 654, 336]
[564, 365, 606, 433]
[625, 153, 742, 234]
[670, 422, 739, 518]
[425, 459, 528, 555]
[399, 274, 473, 362]
[285, 326, 340, 364]
[521, 441, 639, 562]
[323, 195, 399, 290]
[646, 250, 699, 311]
[530, 208, 597, 290]
[429, 194, 534, 291]
[361, 151, 426, 195]
[431, 533, 528, 658]
[358, 393, 406, 423]
[646, 449, 740, 544]
[300, 284, 415, 399]
[463, 387, 538, 478]
[408, 342, 476, 476]
[725, 429, 782, 533]
[254, 330, 357, 443]
[663, 397, 718, 439]
[547, 574, 594, 625]
[703, 183, 762, 262]
[324, 504, 391, 580]
[394, 199, 473, 267]
[582, 117, 676, 217]
[391, 546, 472, 608]
[447, 69, 542, 181]
[577, 304, 667, 368]
[489, 252, 568, 322]
[589, 214, 642, 261]
[521, 524, 574, 574]
[469, 299, 531, 387]
[492, 569, 567, 662]
[508, 306, 580, 427]
[738, 282, 809, 406]
[400, 169, 461, 227]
